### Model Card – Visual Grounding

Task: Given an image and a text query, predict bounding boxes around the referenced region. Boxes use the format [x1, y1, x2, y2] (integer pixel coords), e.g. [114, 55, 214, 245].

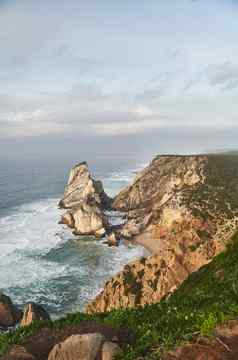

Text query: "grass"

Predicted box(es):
[184, 154, 238, 221]
[1, 231, 238, 359]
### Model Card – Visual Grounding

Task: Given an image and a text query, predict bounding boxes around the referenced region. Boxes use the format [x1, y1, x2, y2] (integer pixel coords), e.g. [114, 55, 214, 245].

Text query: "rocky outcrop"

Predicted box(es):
[59, 162, 111, 210]
[2, 321, 133, 360]
[48, 333, 122, 360]
[0, 293, 22, 328]
[5, 346, 36, 360]
[87, 154, 238, 313]
[21, 303, 50, 327]
[106, 232, 119, 246]
[59, 162, 111, 237]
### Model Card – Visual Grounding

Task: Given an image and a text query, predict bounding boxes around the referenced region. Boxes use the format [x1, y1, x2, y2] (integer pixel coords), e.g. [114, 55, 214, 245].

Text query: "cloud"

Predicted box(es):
[1, 82, 237, 139]
[208, 62, 238, 90]
[183, 61, 238, 93]
[0, 0, 238, 143]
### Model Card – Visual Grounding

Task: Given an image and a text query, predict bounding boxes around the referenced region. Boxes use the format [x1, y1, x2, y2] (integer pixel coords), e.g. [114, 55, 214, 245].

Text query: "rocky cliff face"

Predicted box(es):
[87, 154, 238, 313]
[59, 162, 111, 237]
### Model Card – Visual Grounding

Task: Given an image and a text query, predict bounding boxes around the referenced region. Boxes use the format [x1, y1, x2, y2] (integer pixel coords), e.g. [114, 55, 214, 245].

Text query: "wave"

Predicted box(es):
[0, 196, 145, 317]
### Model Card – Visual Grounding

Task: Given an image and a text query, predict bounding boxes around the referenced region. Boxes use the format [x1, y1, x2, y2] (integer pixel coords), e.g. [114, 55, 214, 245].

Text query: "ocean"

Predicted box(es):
[0, 156, 146, 319]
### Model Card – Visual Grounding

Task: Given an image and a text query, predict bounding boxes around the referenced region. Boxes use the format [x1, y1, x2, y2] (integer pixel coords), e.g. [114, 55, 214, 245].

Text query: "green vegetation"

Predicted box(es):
[1, 231, 238, 359]
[123, 267, 143, 305]
[185, 154, 238, 222]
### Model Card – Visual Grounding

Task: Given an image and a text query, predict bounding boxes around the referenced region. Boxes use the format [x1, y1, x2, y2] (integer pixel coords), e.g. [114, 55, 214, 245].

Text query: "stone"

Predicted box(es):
[48, 333, 105, 360]
[107, 232, 119, 247]
[72, 202, 107, 237]
[60, 212, 75, 228]
[101, 341, 122, 360]
[7, 346, 36, 360]
[0, 293, 22, 328]
[59, 162, 111, 210]
[59, 162, 111, 237]
[94, 227, 106, 238]
[21, 303, 50, 327]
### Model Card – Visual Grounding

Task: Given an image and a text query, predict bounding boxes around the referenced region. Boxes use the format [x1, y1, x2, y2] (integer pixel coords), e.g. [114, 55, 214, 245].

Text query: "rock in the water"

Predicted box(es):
[0, 293, 22, 328]
[59, 162, 111, 237]
[60, 211, 75, 228]
[59, 162, 111, 210]
[101, 341, 122, 360]
[48, 333, 105, 360]
[106, 232, 119, 247]
[21, 303, 50, 327]
[72, 202, 107, 237]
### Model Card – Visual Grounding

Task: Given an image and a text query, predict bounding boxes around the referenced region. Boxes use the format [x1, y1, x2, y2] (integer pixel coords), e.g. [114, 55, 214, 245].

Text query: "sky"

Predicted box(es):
[0, 0, 238, 160]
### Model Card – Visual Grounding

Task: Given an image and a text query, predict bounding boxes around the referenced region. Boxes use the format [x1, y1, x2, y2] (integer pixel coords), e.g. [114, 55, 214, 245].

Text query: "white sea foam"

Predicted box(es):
[0, 194, 145, 316]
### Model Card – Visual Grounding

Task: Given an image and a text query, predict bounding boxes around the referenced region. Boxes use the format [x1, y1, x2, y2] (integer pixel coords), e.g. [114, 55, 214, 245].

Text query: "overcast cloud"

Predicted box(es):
[0, 0, 238, 156]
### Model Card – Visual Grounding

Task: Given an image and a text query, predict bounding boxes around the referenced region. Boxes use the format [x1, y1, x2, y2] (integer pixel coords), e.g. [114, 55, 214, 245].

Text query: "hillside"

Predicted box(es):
[87, 154, 238, 313]
[1, 231, 238, 359]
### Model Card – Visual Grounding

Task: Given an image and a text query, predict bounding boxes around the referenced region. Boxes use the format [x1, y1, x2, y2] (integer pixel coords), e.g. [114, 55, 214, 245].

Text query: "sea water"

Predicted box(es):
[0, 156, 146, 318]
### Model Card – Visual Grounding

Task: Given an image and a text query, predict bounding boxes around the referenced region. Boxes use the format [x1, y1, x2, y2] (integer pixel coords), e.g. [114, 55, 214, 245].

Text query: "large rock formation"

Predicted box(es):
[87, 154, 238, 313]
[48, 333, 122, 360]
[0, 293, 22, 328]
[59, 162, 111, 237]
[21, 303, 50, 327]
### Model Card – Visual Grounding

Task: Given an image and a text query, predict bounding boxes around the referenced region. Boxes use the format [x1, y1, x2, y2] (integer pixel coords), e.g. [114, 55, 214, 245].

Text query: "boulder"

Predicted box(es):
[72, 202, 107, 237]
[101, 341, 122, 360]
[106, 232, 119, 247]
[0, 293, 22, 328]
[48, 333, 105, 360]
[6, 346, 36, 360]
[21, 303, 50, 327]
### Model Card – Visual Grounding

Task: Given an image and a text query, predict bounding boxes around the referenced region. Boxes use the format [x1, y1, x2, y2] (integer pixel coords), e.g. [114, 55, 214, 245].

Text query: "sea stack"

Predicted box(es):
[59, 162, 112, 237]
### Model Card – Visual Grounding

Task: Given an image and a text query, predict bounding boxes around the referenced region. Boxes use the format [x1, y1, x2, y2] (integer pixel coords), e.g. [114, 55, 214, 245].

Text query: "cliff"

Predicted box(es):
[2, 232, 238, 360]
[86, 154, 238, 313]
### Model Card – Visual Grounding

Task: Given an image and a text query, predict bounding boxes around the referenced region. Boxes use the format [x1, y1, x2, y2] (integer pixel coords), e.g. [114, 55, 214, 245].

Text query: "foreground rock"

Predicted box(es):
[2, 321, 132, 360]
[101, 341, 122, 360]
[48, 333, 122, 360]
[0, 293, 22, 328]
[48, 333, 105, 360]
[21, 303, 50, 327]
[59, 162, 111, 237]
[5, 346, 36, 360]
[87, 154, 238, 313]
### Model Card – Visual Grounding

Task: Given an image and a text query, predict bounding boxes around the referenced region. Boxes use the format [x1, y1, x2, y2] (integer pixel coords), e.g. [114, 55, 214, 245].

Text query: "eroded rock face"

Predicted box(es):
[59, 162, 110, 210]
[21, 303, 50, 327]
[87, 154, 238, 313]
[0, 293, 22, 328]
[59, 162, 111, 237]
[48, 333, 105, 360]
[71, 202, 107, 236]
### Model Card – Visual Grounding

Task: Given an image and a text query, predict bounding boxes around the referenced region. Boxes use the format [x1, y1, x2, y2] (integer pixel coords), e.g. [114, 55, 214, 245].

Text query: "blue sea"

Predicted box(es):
[0, 156, 147, 318]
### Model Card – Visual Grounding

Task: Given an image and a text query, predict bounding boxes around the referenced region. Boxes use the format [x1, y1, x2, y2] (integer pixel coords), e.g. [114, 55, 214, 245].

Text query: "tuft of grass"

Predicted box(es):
[1, 231, 238, 359]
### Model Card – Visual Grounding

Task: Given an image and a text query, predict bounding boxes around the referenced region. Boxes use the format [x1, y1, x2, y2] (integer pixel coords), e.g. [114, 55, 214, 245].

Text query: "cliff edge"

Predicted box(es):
[87, 154, 238, 313]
